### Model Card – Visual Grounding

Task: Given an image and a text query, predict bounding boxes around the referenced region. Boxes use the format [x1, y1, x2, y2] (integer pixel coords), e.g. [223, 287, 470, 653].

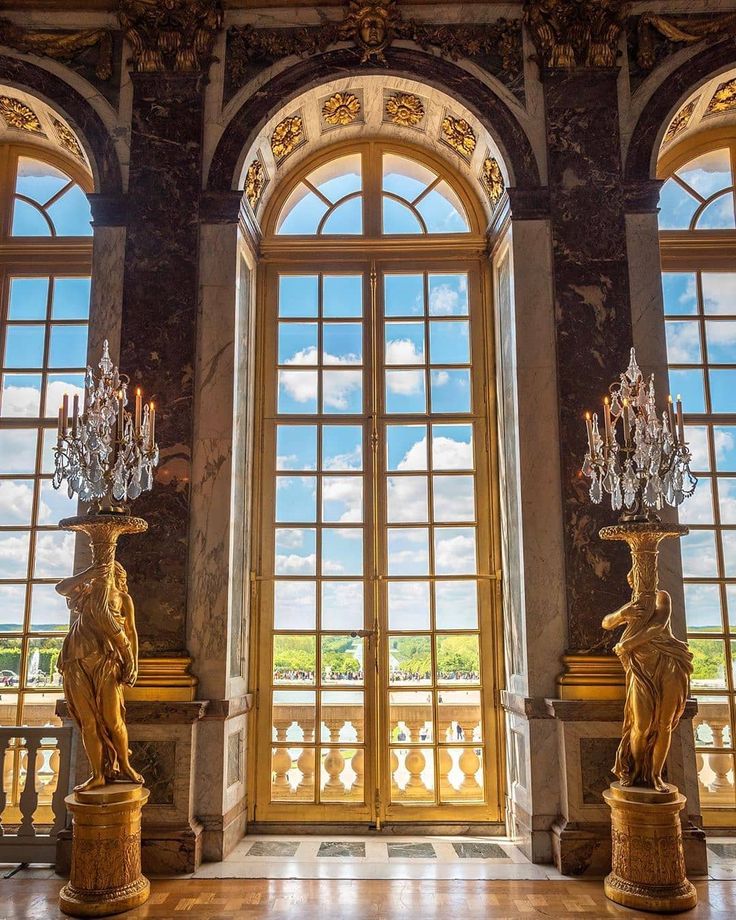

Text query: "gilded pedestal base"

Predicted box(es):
[603, 782, 697, 914]
[60, 784, 150, 918]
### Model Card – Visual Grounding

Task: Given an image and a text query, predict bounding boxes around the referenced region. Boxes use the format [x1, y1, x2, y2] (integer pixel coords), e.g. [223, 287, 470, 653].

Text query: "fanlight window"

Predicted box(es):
[12, 156, 92, 238]
[275, 150, 470, 237]
[659, 148, 736, 231]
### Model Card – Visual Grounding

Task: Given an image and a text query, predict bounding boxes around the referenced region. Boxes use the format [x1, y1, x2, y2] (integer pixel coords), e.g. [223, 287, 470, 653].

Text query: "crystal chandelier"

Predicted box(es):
[53, 340, 159, 510]
[581, 348, 697, 519]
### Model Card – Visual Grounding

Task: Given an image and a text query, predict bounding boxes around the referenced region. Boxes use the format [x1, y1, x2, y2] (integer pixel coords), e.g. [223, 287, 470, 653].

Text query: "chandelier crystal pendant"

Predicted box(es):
[581, 347, 697, 520]
[52, 339, 159, 511]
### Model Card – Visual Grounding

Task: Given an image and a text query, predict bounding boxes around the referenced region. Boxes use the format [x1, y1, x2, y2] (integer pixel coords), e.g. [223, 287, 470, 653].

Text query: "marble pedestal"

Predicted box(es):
[59, 784, 150, 918]
[604, 782, 697, 913]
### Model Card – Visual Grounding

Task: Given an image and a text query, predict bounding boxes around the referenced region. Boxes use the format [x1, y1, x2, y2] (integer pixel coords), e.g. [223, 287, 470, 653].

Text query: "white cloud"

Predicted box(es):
[432, 370, 450, 387]
[429, 277, 467, 315]
[385, 338, 423, 365]
[0, 532, 30, 577]
[323, 476, 363, 522]
[434, 531, 476, 575]
[387, 476, 428, 522]
[284, 345, 318, 365]
[433, 476, 475, 521]
[323, 445, 362, 471]
[323, 350, 361, 366]
[703, 273, 736, 315]
[276, 553, 316, 574]
[666, 322, 700, 363]
[323, 371, 362, 410]
[34, 531, 75, 578]
[432, 435, 473, 469]
[0, 480, 33, 524]
[45, 380, 84, 418]
[715, 427, 736, 468]
[1, 383, 41, 416]
[279, 370, 318, 405]
[386, 369, 423, 396]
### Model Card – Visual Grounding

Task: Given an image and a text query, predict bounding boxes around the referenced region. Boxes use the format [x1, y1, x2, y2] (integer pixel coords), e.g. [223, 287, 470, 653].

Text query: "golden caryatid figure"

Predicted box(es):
[56, 514, 147, 792]
[601, 523, 693, 792]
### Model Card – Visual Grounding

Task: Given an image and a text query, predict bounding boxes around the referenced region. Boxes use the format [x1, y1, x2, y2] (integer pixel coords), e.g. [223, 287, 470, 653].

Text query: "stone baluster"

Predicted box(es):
[51, 731, 72, 837]
[296, 719, 315, 798]
[705, 713, 734, 803]
[390, 749, 401, 799]
[17, 736, 40, 838]
[457, 747, 482, 799]
[350, 715, 365, 799]
[438, 747, 453, 799]
[322, 719, 346, 797]
[402, 719, 428, 798]
[0, 734, 10, 835]
[271, 718, 293, 798]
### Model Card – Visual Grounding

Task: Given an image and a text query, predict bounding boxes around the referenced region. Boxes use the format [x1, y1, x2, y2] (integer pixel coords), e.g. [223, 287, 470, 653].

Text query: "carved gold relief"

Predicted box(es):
[245, 159, 266, 211]
[385, 92, 425, 127]
[636, 12, 736, 71]
[0, 96, 45, 135]
[706, 78, 736, 117]
[523, 0, 627, 69]
[0, 18, 113, 81]
[663, 99, 697, 143]
[119, 0, 223, 73]
[441, 114, 476, 159]
[481, 156, 505, 208]
[52, 117, 85, 161]
[322, 92, 361, 127]
[339, 0, 401, 64]
[271, 115, 304, 161]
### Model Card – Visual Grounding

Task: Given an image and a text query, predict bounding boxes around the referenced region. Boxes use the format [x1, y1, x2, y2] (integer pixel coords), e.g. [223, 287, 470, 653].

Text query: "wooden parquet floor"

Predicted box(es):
[4, 879, 736, 919]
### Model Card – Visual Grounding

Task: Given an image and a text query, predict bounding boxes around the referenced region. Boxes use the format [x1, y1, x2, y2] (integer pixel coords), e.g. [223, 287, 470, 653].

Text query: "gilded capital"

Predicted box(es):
[523, 0, 628, 70]
[119, 0, 224, 74]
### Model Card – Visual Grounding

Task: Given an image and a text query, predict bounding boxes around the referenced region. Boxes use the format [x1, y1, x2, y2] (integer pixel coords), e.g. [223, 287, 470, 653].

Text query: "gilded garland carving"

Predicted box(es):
[244, 159, 266, 210]
[523, 0, 628, 69]
[0, 17, 113, 81]
[441, 114, 476, 159]
[481, 156, 505, 208]
[385, 93, 424, 127]
[271, 115, 304, 161]
[0, 95, 45, 134]
[636, 12, 736, 71]
[706, 78, 736, 117]
[322, 92, 361, 126]
[119, 0, 223, 73]
[663, 98, 697, 144]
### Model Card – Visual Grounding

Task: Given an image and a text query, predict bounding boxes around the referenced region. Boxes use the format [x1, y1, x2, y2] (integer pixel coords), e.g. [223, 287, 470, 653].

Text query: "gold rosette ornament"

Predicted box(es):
[322, 92, 361, 126]
[0, 95, 45, 134]
[385, 93, 424, 127]
[271, 115, 304, 161]
[441, 114, 476, 158]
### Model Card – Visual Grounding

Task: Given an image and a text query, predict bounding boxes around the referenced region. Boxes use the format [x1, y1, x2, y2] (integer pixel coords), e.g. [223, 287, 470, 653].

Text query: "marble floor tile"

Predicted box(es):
[451, 841, 508, 859]
[386, 842, 436, 859]
[245, 841, 300, 858]
[317, 841, 366, 858]
[709, 843, 736, 860]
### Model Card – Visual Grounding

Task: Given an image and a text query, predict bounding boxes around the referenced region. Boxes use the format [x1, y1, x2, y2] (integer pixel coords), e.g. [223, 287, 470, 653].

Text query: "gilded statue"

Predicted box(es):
[56, 531, 144, 791]
[601, 524, 693, 792]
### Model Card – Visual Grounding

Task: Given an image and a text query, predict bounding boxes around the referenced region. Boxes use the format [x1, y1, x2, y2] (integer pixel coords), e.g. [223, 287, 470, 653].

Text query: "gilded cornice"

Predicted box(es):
[118, 0, 223, 74]
[523, 0, 629, 70]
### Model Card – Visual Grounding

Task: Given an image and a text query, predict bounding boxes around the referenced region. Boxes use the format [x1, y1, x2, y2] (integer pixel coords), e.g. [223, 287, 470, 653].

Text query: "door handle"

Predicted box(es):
[350, 629, 375, 638]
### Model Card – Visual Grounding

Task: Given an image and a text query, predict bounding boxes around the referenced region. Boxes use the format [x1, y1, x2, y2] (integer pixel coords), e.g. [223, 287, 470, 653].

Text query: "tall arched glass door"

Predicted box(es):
[251, 142, 502, 825]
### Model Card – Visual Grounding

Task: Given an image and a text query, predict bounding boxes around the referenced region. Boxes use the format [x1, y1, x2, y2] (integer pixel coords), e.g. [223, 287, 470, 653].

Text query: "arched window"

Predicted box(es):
[251, 142, 502, 825]
[660, 132, 736, 818]
[0, 143, 93, 749]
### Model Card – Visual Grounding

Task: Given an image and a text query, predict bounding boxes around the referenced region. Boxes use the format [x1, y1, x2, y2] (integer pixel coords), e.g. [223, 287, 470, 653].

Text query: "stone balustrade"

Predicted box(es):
[694, 699, 735, 806]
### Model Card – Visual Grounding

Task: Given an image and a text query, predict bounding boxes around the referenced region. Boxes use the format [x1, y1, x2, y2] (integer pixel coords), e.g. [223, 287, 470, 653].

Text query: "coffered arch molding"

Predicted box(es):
[625, 41, 736, 184]
[0, 52, 122, 194]
[206, 47, 542, 194]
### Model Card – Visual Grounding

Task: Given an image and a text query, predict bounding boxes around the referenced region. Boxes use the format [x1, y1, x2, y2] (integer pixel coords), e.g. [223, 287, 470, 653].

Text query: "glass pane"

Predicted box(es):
[436, 635, 480, 683]
[1, 374, 42, 417]
[278, 370, 318, 414]
[690, 638, 727, 689]
[390, 691, 433, 742]
[29, 584, 69, 632]
[275, 528, 317, 575]
[0, 584, 25, 632]
[416, 182, 469, 233]
[47, 184, 92, 236]
[0, 640, 22, 687]
[385, 370, 426, 414]
[274, 581, 316, 630]
[12, 199, 51, 236]
[34, 531, 74, 578]
[694, 695, 731, 747]
[710, 370, 736, 412]
[387, 424, 427, 470]
[382, 154, 435, 199]
[308, 154, 362, 201]
[275, 476, 317, 523]
[684, 583, 722, 633]
[322, 528, 363, 576]
[279, 275, 318, 317]
[722, 531, 736, 577]
[320, 748, 361, 800]
[15, 157, 69, 204]
[387, 528, 429, 576]
[384, 274, 424, 317]
[322, 476, 363, 523]
[321, 690, 364, 742]
[322, 370, 362, 414]
[26, 637, 63, 688]
[322, 197, 363, 235]
[385, 322, 425, 365]
[391, 747, 435, 801]
[387, 582, 430, 631]
[432, 424, 474, 469]
[48, 325, 87, 368]
[681, 530, 718, 577]
[52, 278, 91, 319]
[429, 274, 469, 316]
[4, 326, 45, 368]
[706, 321, 736, 363]
[277, 186, 328, 235]
[383, 197, 422, 234]
[0, 429, 37, 473]
[389, 636, 431, 685]
[715, 427, 736, 471]
[658, 178, 698, 230]
[438, 690, 482, 741]
[434, 527, 477, 575]
[323, 323, 362, 365]
[662, 273, 697, 316]
[324, 275, 362, 318]
[278, 323, 318, 365]
[686, 425, 710, 470]
[697, 193, 736, 230]
[702, 273, 736, 315]
[276, 425, 317, 470]
[718, 479, 736, 524]
[435, 581, 478, 630]
[430, 369, 471, 413]
[387, 476, 428, 523]
[273, 690, 315, 744]
[322, 426, 362, 471]
[37, 479, 77, 524]
[41, 429, 58, 474]
[0, 531, 30, 578]
[321, 581, 363, 631]
[271, 746, 313, 801]
[45, 374, 84, 418]
[321, 636, 364, 685]
[273, 635, 316, 684]
[439, 747, 483, 803]
[677, 149, 732, 198]
[429, 321, 470, 365]
[665, 321, 701, 364]
[668, 369, 705, 413]
[9, 277, 48, 320]
[680, 477, 713, 524]
[433, 475, 475, 522]
[727, 585, 736, 630]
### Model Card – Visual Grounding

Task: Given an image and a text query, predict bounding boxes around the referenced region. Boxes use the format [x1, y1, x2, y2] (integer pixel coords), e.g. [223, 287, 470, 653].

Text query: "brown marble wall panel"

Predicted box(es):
[544, 69, 632, 651]
[118, 72, 204, 655]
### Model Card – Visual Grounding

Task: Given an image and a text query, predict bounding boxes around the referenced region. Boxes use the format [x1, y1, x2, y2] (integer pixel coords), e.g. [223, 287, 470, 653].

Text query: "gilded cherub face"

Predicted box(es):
[359, 12, 385, 47]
